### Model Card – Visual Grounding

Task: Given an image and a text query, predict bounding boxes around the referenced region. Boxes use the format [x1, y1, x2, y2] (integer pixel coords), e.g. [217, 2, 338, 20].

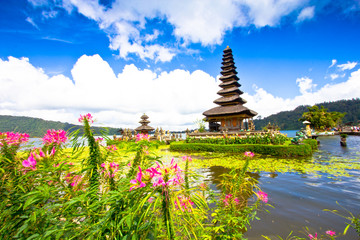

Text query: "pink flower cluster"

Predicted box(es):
[106, 145, 118, 152]
[22, 154, 37, 170]
[308, 233, 317, 240]
[129, 159, 183, 191]
[182, 155, 192, 162]
[325, 230, 336, 236]
[256, 191, 268, 203]
[65, 173, 83, 187]
[95, 137, 103, 143]
[78, 113, 94, 124]
[42, 129, 67, 145]
[0, 131, 29, 147]
[22, 147, 56, 171]
[244, 151, 255, 157]
[175, 195, 194, 212]
[223, 194, 240, 206]
[101, 162, 119, 178]
[308, 230, 336, 239]
[135, 133, 150, 142]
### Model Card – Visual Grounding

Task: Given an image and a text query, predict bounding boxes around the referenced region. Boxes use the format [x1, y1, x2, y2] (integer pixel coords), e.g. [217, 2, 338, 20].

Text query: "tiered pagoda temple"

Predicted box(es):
[135, 113, 154, 134]
[203, 46, 257, 132]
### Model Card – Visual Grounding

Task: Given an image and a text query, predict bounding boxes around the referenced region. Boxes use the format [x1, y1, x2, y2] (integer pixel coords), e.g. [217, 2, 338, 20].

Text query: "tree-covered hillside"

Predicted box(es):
[253, 98, 360, 130]
[0, 115, 120, 137]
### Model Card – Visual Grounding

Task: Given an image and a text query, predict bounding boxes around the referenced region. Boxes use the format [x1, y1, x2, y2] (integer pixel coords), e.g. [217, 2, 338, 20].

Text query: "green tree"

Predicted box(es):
[299, 105, 346, 130]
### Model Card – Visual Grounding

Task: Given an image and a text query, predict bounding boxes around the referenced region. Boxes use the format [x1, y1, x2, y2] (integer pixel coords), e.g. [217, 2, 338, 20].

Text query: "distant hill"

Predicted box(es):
[253, 98, 360, 130]
[0, 115, 120, 137]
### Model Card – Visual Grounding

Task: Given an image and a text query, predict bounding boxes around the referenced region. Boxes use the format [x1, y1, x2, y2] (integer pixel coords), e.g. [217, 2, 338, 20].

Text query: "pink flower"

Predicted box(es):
[50, 147, 56, 156]
[234, 197, 240, 205]
[326, 230, 336, 236]
[308, 233, 317, 240]
[129, 167, 146, 191]
[256, 191, 268, 203]
[71, 175, 82, 187]
[0, 132, 29, 146]
[106, 145, 118, 152]
[244, 151, 255, 157]
[135, 133, 150, 142]
[148, 197, 155, 203]
[78, 113, 94, 124]
[95, 137, 103, 143]
[22, 154, 37, 170]
[175, 196, 194, 212]
[42, 129, 67, 145]
[182, 155, 192, 162]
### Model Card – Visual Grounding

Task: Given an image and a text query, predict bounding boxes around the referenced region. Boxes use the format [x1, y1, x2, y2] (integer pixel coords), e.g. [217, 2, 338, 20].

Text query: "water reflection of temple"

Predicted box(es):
[203, 46, 257, 132]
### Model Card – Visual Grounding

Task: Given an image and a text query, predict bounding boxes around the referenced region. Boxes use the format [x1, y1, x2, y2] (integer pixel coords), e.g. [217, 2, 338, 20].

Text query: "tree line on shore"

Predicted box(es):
[254, 98, 360, 130]
[0, 115, 120, 137]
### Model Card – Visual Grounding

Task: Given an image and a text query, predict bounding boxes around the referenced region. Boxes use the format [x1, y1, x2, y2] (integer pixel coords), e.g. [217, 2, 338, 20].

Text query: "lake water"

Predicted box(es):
[205, 135, 360, 239]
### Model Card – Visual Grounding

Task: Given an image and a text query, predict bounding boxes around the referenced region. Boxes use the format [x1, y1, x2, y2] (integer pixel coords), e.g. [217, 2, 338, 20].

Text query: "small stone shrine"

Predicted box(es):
[135, 113, 154, 134]
[203, 46, 257, 132]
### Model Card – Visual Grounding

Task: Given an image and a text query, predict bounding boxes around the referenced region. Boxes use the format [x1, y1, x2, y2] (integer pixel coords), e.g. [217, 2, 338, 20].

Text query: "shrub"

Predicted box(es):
[170, 141, 315, 157]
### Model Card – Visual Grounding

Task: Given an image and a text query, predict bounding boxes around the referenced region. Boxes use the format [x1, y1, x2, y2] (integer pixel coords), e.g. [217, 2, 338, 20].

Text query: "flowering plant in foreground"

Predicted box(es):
[42, 129, 67, 145]
[0, 131, 29, 147]
[78, 113, 94, 124]
[256, 191, 269, 203]
[244, 151, 255, 157]
[136, 133, 150, 142]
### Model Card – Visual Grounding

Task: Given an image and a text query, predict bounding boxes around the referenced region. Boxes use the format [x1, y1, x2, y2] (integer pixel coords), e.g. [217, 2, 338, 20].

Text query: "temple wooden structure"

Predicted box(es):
[203, 46, 257, 132]
[135, 113, 154, 134]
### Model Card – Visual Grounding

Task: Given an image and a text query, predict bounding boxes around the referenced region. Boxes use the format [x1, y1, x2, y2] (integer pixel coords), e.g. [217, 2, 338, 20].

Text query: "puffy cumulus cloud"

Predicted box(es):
[28, 0, 312, 61]
[296, 6, 315, 23]
[0, 55, 218, 130]
[329, 59, 337, 68]
[245, 70, 360, 117]
[2, 55, 360, 129]
[337, 61, 358, 71]
[295, 77, 317, 94]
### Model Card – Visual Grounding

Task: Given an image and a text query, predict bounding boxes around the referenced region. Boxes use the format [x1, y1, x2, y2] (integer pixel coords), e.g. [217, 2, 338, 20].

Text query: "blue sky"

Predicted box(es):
[1, 0, 360, 130]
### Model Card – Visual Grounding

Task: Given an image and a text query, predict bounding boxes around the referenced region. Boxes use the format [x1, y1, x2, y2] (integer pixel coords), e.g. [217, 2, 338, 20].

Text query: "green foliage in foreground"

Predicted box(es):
[170, 139, 318, 157]
[0, 119, 270, 239]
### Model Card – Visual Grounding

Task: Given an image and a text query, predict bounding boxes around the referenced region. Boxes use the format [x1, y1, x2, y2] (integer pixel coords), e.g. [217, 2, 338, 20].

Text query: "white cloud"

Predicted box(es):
[329, 59, 337, 68]
[330, 73, 339, 80]
[2, 55, 360, 131]
[0, 55, 218, 131]
[25, 17, 39, 29]
[295, 77, 317, 94]
[28, 0, 311, 62]
[246, 70, 360, 117]
[337, 61, 358, 71]
[296, 6, 315, 22]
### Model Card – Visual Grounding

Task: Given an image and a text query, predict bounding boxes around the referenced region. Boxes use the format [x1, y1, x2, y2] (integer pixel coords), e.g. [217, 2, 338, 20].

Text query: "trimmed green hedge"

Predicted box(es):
[302, 139, 318, 151]
[170, 139, 318, 157]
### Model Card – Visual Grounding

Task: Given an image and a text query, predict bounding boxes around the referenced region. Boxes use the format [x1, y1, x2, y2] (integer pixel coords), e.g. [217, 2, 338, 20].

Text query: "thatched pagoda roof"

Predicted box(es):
[217, 86, 243, 96]
[214, 95, 247, 105]
[203, 105, 257, 118]
[135, 125, 154, 132]
[219, 74, 239, 81]
[219, 80, 240, 88]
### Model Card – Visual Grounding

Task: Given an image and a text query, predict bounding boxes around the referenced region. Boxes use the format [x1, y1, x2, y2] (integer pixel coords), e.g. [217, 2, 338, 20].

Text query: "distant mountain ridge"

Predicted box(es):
[253, 98, 360, 130]
[0, 115, 120, 137]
